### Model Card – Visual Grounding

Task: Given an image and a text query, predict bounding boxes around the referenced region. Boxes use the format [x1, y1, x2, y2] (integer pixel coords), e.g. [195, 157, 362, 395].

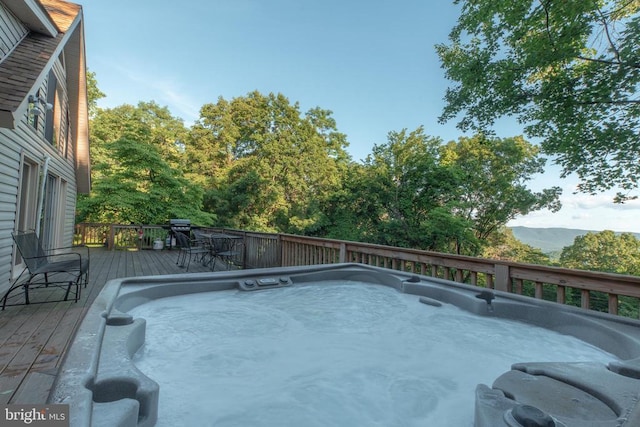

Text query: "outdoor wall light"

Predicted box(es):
[28, 94, 53, 117]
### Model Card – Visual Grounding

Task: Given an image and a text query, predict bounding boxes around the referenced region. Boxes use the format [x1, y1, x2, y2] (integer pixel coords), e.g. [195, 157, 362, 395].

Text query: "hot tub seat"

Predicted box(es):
[475, 361, 640, 427]
[89, 319, 159, 427]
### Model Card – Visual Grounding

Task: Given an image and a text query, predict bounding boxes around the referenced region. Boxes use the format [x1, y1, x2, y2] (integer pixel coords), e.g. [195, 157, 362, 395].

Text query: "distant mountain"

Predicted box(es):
[509, 226, 640, 254]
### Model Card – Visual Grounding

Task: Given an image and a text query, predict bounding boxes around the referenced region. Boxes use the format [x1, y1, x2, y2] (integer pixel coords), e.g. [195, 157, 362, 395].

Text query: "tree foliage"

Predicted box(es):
[90, 101, 188, 170]
[559, 230, 640, 275]
[440, 134, 562, 241]
[335, 127, 475, 252]
[78, 101, 212, 225]
[437, 0, 640, 201]
[77, 138, 213, 225]
[481, 228, 551, 264]
[559, 230, 640, 317]
[86, 69, 105, 118]
[186, 91, 350, 232]
[314, 128, 560, 256]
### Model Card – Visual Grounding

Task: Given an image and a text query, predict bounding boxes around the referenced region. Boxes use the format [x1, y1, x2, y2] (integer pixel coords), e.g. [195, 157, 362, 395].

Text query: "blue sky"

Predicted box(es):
[82, 0, 640, 233]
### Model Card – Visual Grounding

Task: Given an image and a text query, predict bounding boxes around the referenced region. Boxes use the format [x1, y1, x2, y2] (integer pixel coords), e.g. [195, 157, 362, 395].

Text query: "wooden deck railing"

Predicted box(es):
[74, 223, 640, 318]
[74, 223, 168, 250]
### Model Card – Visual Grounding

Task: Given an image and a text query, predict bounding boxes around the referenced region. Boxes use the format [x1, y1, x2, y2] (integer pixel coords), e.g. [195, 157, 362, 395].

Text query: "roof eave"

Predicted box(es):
[3, 0, 58, 36]
[67, 17, 90, 194]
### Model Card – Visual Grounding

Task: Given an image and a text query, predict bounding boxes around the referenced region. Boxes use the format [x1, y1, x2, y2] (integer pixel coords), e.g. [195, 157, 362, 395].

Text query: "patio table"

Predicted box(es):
[202, 233, 244, 270]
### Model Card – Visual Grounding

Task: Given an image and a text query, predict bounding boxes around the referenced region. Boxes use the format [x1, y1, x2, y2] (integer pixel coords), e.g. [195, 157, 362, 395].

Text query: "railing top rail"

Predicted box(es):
[76, 223, 640, 286]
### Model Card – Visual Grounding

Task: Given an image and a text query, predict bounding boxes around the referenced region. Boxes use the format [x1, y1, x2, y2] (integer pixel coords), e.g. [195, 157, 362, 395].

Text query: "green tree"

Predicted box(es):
[316, 129, 559, 256]
[482, 228, 551, 265]
[90, 101, 188, 173]
[439, 134, 562, 245]
[86, 69, 105, 118]
[437, 0, 640, 201]
[315, 127, 477, 252]
[363, 127, 473, 252]
[79, 101, 210, 225]
[310, 163, 384, 242]
[560, 230, 640, 275]
[559, 230, 640, 317]
[187, 91, 350, 232]
[77, 138, 213, 225]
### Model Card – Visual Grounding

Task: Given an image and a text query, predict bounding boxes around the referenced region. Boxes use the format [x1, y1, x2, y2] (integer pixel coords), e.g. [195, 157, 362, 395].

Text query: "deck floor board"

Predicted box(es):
[0, 247, 216, 404]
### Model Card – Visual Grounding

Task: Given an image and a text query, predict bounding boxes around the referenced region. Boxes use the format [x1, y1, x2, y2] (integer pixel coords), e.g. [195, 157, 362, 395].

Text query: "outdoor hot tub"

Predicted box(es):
[51, 264, 640, 426]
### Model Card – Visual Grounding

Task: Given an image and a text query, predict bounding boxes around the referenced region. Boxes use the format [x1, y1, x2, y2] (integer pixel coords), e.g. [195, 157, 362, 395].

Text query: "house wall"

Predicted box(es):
[0, 55, 78, 294]
[0, 2, 28, 57]
[0, 1, 36, 291]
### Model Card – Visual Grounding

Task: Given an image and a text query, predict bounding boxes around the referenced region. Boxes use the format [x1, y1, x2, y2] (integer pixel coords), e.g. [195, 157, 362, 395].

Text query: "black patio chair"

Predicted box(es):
[2, 231, 90, 309]
[175, 232, 209, 271]
[209, 234, 241, 270]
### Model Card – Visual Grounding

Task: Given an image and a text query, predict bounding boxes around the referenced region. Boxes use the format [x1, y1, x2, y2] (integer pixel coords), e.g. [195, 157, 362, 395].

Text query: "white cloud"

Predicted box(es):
[156, 87, 201, 125]
[570, 212, 592, 221]
[95, 57, 201, 124]
[562, 189, 640, 211]
[509, 183, 640, 233]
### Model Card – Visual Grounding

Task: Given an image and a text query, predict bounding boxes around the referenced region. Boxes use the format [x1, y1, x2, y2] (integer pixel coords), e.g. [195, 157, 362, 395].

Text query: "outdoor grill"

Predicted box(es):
[169, 219, 191, 248]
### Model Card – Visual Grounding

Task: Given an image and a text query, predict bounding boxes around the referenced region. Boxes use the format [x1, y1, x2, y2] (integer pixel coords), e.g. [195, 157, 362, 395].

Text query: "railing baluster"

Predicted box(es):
[581, 290, 590, 309]
[535, 281, 543, 299]
[455, 268, 463, 283]
[608, 294, 618, 315]
[514, 279, 523, 295]
[557, 285, 566, 304]
[486, 273, 494, 289]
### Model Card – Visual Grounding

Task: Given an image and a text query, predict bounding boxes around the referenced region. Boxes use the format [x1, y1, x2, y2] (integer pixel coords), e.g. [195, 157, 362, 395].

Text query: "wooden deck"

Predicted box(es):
[0, 247, 215, 405]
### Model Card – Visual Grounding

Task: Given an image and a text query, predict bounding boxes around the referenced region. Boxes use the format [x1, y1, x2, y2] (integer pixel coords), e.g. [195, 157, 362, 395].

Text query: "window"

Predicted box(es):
[44, 68, 68, 156]
[15, 159, 67, 263]
[45, 69, 57, 146]
[40, 174, 66, 251]
[14, 157, 40, 269]
[64, 110, 70, 158]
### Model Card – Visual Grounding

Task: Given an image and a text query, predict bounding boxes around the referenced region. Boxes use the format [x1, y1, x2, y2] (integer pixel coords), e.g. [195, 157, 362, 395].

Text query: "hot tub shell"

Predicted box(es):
[50, 263, 640, 427]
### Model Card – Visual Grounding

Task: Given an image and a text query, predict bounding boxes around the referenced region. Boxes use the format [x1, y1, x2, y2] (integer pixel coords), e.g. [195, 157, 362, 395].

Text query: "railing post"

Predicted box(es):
[109, 225, 115, 250]
[278, 234, 284, 267]
[494, 264, 510, 292]
[339, 242, 346, 263]
[242, 231, 248, 269]
[137, 225, 143, 251]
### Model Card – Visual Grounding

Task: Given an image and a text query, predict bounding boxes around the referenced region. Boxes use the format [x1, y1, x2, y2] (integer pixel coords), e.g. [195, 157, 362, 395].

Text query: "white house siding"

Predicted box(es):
[0, 2, 28, 59]
[0, 59, 78, 294]
[0, 129, 25, 291]
[0, 0, 88, 296]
